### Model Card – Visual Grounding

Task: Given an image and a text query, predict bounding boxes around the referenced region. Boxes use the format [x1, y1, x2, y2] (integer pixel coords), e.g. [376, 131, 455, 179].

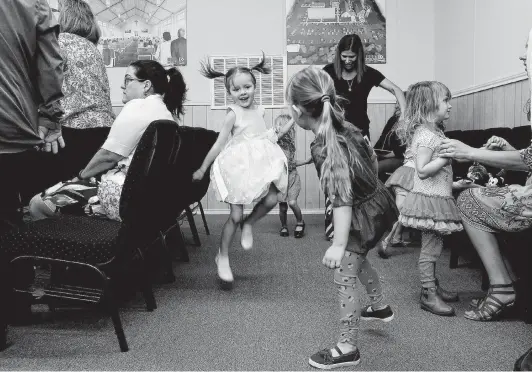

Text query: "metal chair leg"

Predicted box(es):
[185, 206, 201, 246]
[136, 247, 157, 312]
[198, 201, 210, 235]
[174, 224, 190, 263]
[158, 231, 176, 282]
[105, 290, 129, 352]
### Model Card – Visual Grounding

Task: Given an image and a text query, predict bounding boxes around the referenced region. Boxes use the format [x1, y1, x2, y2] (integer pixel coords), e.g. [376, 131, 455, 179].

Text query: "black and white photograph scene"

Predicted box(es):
[0, 0, 532, 370]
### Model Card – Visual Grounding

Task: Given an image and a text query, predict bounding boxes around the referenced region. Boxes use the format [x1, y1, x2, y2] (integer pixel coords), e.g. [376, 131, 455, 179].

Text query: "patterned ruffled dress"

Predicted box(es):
[385, 146, 415, 192]
[211, 104, 288, 204]
[399, 127, 463, 234]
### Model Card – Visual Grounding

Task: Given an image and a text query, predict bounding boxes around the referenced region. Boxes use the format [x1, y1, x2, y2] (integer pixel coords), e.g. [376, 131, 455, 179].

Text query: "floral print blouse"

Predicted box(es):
[58, 33, 115, 129]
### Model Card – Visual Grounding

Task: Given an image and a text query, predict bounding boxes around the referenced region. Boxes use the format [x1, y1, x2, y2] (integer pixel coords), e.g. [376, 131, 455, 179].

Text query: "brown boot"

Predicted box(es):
[420, 287, 455, 316]
[435, 279, 459, 302]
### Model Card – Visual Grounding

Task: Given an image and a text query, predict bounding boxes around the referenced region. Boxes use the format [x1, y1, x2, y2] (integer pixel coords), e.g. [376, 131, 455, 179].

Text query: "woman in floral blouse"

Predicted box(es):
[55, 0, 115, 181]
[439, 27, 532, 322]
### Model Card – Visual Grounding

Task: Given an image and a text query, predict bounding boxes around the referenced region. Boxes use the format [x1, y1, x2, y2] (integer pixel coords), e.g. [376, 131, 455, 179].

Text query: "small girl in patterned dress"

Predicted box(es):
[396, 81, 463, 317]
[274, 114, 306, 238]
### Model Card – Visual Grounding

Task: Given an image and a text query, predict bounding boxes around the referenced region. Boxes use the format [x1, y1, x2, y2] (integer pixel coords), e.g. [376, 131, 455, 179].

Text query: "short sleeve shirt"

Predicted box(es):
[102, 94, 174, 169]
[323, 64, 385, 136]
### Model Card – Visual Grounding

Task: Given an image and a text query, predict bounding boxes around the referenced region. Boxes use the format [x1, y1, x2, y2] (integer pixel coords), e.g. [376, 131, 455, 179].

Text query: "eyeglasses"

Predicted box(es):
[123, 76, 146, 87]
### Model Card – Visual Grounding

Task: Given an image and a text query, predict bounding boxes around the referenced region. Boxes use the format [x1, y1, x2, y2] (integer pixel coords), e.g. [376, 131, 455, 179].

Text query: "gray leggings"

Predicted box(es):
[334, 251, 384, 346]
[419, 231, 444, 288]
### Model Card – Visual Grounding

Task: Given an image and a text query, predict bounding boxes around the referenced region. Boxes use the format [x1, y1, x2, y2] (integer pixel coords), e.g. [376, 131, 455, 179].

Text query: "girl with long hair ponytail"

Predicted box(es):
[286, 66, 398, 370]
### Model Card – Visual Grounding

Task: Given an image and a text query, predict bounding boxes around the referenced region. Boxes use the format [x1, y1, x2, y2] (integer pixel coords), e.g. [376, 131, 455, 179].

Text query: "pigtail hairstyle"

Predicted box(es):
[250, 51, 271, 74]
[199, 58, 226, 80]
[199, 52, 271, 92]
[129, 60, 188, 119]
[287, 67, 376, 203]
[396, 81, 451, 147]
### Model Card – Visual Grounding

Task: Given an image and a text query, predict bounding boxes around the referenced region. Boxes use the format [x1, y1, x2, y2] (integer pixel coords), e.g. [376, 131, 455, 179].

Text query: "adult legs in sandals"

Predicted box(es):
[461, 222, 515, 321]
[216, 204, 243, 288]
[309, 251, 393, 369]
[241, 184, 279, 249]
[418, 231, 455, 316]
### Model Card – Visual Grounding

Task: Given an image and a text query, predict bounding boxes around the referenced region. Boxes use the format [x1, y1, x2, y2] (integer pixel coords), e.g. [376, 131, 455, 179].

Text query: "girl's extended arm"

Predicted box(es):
[416, 146, 449, 179]
[322, 205, 352, 269]
[192, 110, 236, 180]
[276, 118, 296, 139]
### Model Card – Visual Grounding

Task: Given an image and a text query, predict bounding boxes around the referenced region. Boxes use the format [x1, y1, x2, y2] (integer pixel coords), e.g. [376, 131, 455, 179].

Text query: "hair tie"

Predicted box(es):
[167, 74, 171, 83]
[321, 95, 330, 103]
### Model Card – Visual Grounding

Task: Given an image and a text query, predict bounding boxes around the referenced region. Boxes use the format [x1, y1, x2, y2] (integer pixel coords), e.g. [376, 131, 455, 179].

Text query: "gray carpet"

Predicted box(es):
[1, 214, 531, 371]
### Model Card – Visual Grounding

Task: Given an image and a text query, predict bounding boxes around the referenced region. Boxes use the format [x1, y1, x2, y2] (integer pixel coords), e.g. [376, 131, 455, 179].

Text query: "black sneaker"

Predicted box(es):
[360, 305, 394, 322]
[309, 346, 360, 369]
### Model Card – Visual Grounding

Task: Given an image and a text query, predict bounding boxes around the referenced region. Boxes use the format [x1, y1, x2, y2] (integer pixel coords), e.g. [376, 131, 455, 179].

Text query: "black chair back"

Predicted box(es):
[175, 126, 218, 210]
[115, 120, 182, 262]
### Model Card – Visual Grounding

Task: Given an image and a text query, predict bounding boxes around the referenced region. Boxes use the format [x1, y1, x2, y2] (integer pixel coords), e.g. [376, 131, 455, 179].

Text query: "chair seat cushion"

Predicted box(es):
[0, 215, 121, 265]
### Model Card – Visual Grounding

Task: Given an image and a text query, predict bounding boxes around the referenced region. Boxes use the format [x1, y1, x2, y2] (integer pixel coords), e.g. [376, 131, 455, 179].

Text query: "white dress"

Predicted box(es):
[211, 104, 288, 204]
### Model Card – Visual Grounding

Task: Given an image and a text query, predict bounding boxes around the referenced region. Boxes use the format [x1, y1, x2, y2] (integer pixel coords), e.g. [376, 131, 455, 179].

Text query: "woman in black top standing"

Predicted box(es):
[322, 34, 405, 241]
[323, 34, 406, 139]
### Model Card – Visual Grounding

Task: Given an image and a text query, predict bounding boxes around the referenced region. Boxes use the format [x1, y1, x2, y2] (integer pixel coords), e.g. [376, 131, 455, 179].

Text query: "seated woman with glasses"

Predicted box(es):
[28, 60, 187, 221]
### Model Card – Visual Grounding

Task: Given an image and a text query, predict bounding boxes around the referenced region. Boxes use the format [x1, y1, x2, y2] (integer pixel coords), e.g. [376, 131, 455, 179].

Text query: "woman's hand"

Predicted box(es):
[192, 168, 205, 182]
[322, 244, 346, 269]
[452, 179, 482, 190]
[439, 139, 475, 161]
[484, 136, 515, 151]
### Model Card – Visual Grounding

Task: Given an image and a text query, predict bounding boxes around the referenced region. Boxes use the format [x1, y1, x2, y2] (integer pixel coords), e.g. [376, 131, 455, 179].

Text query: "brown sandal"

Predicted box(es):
[464, 283, 515, 321]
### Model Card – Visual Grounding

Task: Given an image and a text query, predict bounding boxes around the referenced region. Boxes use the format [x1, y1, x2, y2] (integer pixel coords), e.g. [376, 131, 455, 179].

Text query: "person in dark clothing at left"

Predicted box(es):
[0, 0, 65, 234]
[171, 28, 187, 66]
[374, 100, 407, 182]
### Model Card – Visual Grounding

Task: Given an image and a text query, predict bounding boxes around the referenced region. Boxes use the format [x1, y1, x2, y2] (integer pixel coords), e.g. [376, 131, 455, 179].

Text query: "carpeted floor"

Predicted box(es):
[1, 214, 531, 371]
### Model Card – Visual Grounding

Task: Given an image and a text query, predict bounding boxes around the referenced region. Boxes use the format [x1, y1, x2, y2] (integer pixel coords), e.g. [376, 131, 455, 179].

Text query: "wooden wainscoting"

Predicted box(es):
[447, 78, 530, 131]
[113, 103, 396, 213]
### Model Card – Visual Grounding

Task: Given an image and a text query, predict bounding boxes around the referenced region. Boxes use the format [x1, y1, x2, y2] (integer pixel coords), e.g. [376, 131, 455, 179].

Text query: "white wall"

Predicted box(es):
[106, 0, 437, 106]
[435, 0, 532, 93]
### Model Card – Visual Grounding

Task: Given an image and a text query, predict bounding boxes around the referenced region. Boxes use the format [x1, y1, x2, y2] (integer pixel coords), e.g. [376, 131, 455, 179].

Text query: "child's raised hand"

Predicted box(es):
[192, 168, 205, 182]
[322, 244, 346, 269]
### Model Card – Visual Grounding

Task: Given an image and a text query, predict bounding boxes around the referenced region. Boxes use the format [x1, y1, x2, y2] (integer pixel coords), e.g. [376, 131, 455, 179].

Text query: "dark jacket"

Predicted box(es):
[170, 37, 187, 66]
[0, 0, 64, 153]
[374, 114, 406, 158]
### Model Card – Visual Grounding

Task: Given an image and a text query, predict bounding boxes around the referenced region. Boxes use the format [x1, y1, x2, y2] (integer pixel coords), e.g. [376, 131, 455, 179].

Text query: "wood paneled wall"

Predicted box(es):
[113, 79, 530, 213]
[446, 79, 530, 131]
[179, 103, 395, 213]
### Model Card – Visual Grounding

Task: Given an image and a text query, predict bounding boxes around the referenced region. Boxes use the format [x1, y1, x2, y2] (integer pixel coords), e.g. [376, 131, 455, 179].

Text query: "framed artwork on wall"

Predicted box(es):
[77, 0, 187, 67]
[286, 0, 386, 65]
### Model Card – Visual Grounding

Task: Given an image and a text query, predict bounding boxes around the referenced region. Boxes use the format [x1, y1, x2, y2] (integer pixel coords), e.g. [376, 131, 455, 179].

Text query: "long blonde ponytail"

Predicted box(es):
[318, 100, 353, 203]
[286, 67, 376, 203]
